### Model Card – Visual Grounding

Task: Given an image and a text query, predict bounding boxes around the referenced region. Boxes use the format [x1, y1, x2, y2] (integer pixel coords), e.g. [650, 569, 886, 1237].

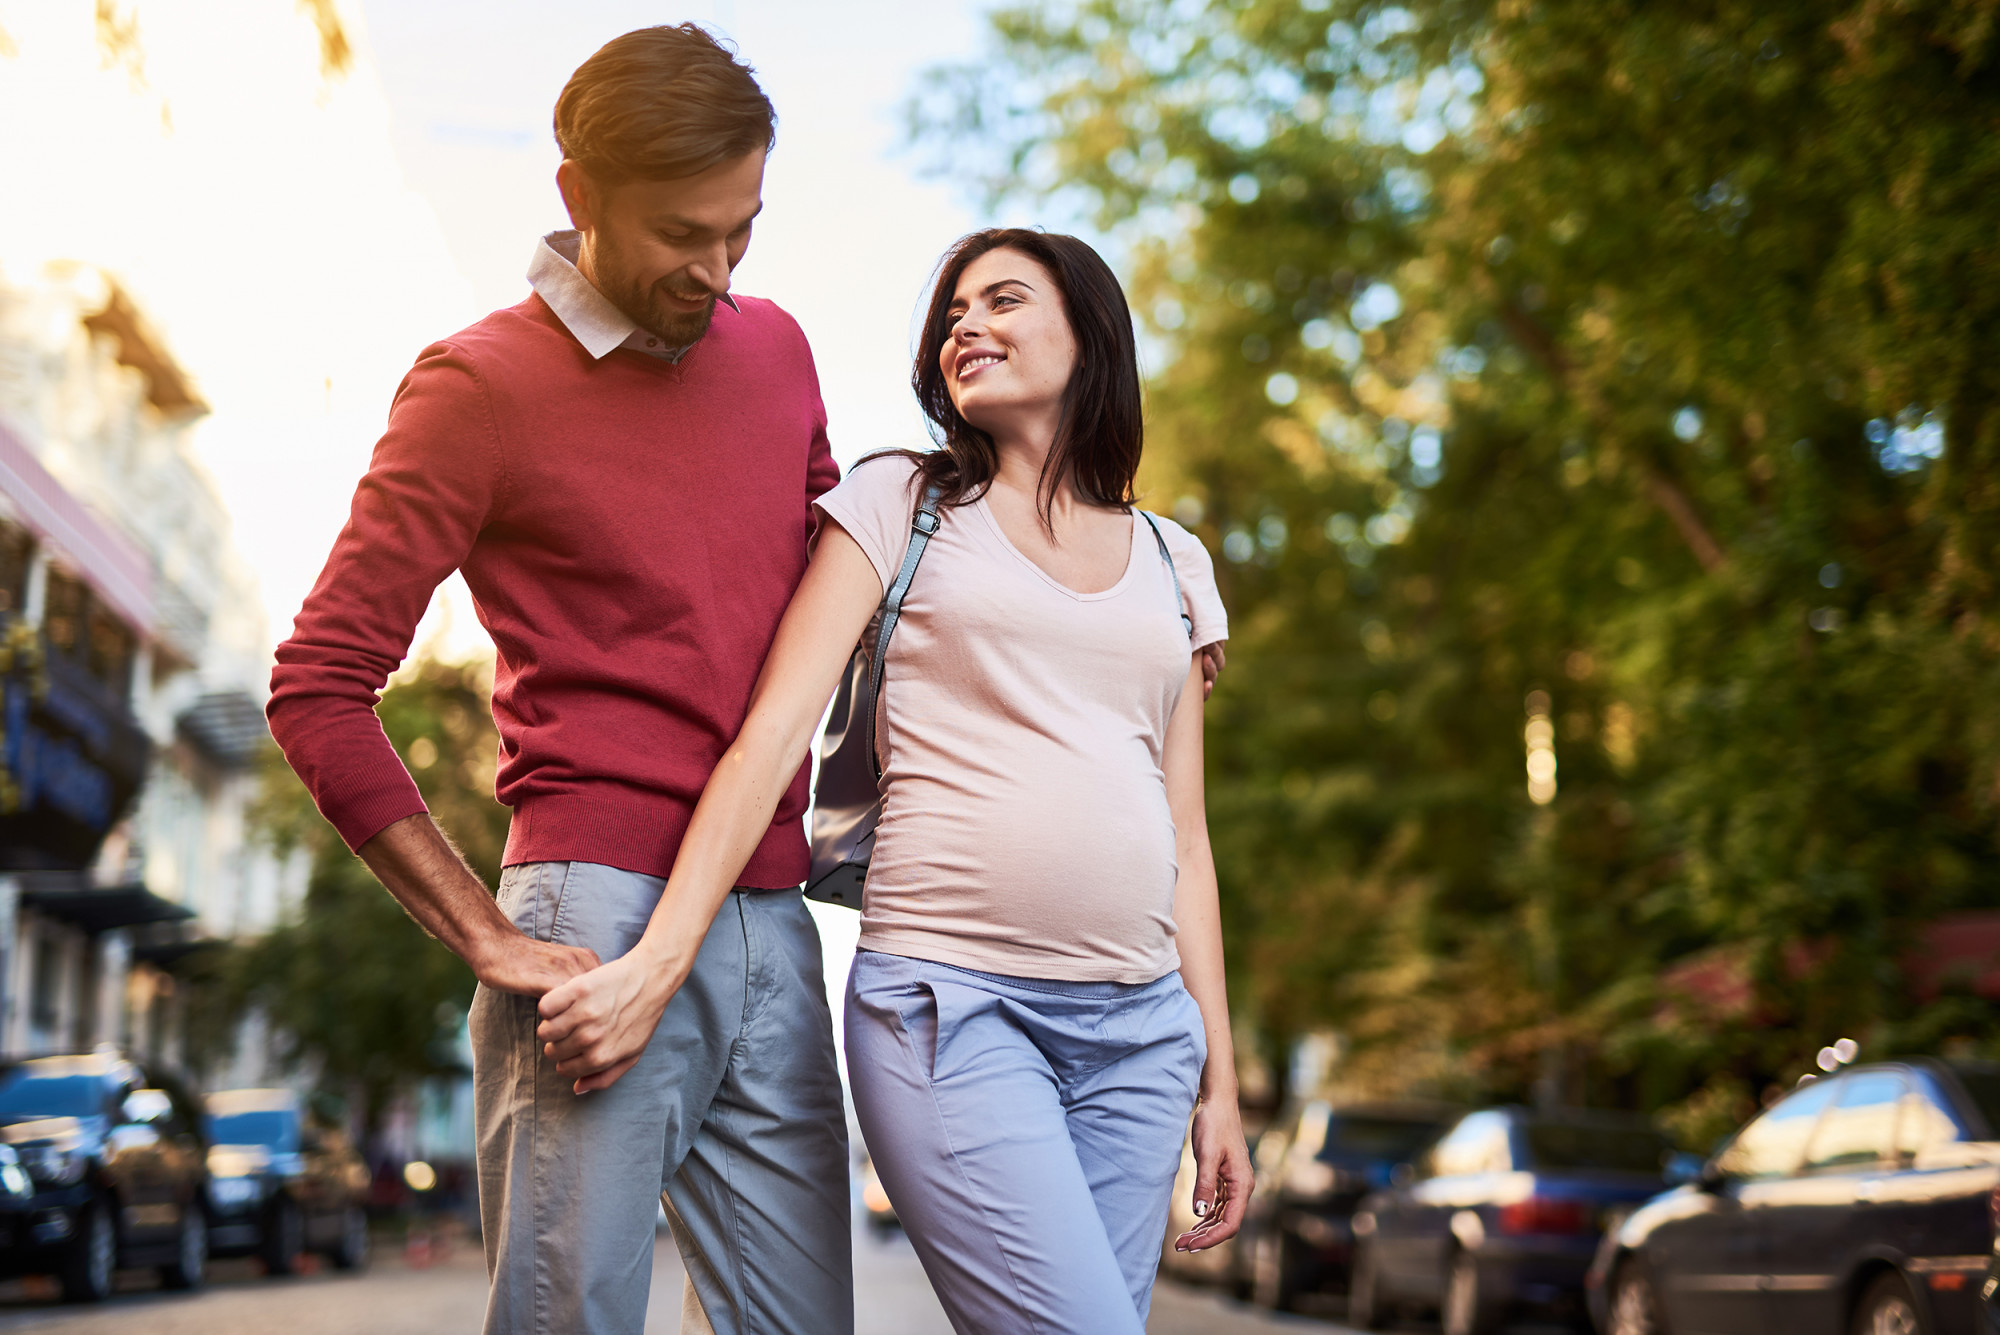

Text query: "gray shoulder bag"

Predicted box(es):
[806, 480, 946, 907]
[805, 498, 1194, 909]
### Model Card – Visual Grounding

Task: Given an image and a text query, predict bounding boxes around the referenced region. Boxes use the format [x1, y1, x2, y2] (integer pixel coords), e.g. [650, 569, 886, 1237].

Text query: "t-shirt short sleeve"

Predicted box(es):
[811, 452, 924, 593]
[1152, 514, 1229, 651]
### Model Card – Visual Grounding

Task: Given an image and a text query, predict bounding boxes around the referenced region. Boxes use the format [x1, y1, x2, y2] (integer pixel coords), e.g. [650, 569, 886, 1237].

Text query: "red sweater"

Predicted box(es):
[268, 292, 839, 886]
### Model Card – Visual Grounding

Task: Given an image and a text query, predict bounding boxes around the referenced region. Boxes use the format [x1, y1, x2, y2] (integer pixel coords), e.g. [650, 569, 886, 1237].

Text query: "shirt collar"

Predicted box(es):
[527, 230, 738, 362]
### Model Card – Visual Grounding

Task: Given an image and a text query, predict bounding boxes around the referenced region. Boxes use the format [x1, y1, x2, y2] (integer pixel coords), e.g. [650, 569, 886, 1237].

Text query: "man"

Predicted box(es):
[266, 26, 849, 1335]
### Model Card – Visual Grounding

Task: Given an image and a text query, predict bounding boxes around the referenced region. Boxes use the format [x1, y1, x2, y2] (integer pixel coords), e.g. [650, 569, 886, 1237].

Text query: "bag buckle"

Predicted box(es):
[913, 511, 941, 536]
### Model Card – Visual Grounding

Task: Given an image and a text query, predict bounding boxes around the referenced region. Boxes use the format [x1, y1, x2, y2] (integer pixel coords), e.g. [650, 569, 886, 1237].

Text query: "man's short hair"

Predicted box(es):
[554, 25, 775, 185]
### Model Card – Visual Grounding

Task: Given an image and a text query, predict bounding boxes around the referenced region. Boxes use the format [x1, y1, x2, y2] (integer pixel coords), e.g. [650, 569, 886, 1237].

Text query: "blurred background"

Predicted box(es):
[0, 0, 1992, 1331]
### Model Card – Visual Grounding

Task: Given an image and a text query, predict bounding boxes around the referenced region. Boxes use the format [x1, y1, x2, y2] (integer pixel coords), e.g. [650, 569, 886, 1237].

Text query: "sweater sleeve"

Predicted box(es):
[266, 342, 503, 851]
[804, 382, 840, 513]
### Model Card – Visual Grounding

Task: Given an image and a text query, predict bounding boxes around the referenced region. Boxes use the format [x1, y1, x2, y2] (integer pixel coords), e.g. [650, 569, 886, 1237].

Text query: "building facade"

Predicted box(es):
[0, 262, 304, 1078]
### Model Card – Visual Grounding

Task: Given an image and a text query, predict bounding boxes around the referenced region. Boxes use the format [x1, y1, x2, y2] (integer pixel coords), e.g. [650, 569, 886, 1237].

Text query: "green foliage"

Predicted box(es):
[916, 0, 2000, 1121]
[237, 656, 505, 1131]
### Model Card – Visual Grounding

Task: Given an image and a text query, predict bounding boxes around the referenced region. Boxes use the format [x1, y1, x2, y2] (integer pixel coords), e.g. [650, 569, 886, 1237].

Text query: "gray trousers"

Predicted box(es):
[845, 949, 1204, 1334]
[470, 862, 852, 1335]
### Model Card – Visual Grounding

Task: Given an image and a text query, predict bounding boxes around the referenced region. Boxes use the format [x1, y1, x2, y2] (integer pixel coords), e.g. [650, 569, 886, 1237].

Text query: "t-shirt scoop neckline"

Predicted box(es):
[970, 492, 1141, 601]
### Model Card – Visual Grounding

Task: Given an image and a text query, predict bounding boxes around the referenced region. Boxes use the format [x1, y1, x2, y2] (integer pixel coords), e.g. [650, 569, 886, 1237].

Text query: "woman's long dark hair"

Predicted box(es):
[906, 229, 1142, 530]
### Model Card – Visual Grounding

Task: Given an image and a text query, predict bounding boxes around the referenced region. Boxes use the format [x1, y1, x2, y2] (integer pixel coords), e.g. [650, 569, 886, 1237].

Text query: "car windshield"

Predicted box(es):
[0, 1071, 105, 1121]
[1952, 1069, 2000, 1138]
[1525, 1122, 1669, 1173]
[1320, 1117, 1447, 1163]
[206, 1110, 297, 1151]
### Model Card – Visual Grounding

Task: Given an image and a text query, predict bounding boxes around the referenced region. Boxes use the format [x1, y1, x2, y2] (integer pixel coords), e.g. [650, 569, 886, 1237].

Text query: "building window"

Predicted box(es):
[43, 568, 85, 657]
[0, 521, 29, 616]
[30, 934, 61, 1037]
[87, 603, 134, 698]
[43, 568, 136, 698]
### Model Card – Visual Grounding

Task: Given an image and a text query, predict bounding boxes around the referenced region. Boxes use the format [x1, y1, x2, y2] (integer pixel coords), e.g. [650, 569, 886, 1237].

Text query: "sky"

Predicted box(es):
[0, 0, 1008, 664]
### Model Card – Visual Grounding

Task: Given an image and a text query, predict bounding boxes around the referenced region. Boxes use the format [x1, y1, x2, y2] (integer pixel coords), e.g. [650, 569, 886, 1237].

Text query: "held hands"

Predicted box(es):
[1174, 1091, 1252, 1252]
[535, 950, 684, 1095]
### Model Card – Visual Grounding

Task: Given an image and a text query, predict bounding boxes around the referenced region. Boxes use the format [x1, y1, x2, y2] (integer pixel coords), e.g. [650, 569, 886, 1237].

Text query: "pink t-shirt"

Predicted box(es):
[813, 453, 1228, 983]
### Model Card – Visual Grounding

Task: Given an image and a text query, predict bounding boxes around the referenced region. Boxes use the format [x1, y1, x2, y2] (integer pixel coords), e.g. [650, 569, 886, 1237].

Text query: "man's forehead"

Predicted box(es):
[639, 197, 765, 231]
[616, 152, 765, 230]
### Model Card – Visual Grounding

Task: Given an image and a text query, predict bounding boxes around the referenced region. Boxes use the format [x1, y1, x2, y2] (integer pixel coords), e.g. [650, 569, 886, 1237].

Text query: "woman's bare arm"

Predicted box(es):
[534, 522, 884, 1092]
[1163, 650, 1252, 1250]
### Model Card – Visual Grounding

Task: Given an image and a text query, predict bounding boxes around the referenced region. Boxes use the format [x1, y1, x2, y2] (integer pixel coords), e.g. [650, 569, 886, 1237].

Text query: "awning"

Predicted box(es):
[128, 922, 223, 969]
[18, 873, 195, 934]
[0, 421, 154, 639]
[176, 690, 269, 770]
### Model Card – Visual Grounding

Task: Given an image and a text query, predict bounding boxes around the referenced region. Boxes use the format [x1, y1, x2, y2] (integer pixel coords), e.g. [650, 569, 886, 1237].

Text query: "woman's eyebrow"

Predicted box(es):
[979, 278, 1035, 297]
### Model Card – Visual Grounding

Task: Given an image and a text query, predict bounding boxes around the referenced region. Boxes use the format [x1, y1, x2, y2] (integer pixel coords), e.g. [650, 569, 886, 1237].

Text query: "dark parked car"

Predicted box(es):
[0, 1052, 209, 1301]
[0, 1144, 38, 1247]
[1350, 1106, 1680, 1334]
[204, 1088, 370, 1273]
[1240, 1100, 1458, 1311]
[1590, 1059, 2000, 1335]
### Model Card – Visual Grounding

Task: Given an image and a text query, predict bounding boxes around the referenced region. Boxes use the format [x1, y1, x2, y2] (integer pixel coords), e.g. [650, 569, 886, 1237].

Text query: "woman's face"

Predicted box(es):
[939, 247, 1079, 439]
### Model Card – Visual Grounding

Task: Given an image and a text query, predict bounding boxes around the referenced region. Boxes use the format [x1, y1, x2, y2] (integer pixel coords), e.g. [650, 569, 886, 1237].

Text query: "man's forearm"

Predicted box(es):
[357, 813, 515, 969]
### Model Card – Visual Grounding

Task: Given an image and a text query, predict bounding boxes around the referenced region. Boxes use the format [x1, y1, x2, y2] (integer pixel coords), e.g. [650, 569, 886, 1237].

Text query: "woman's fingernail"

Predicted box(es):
[1194, 1200, 1209, 1216]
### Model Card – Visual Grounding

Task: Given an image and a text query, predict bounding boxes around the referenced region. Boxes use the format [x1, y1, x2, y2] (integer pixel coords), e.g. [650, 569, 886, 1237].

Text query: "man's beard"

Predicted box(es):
[595, 234, 717, 347]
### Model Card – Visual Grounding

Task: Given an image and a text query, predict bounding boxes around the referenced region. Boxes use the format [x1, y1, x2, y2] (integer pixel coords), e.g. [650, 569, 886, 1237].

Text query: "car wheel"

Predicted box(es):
[1442, 1249, 1501, 1335]
[1852, 1271, 1926, 1335]
[1608, 1260, 1668, 1335]
[1349, 1239, 1389, 1330]
[263, 1197, 304, 1275]
[159, 1204, 207, 1290]
[330, 1204, 370, 1271]
[58, 1202, 116, 1303]
[1251, 1226, 1305, 1311]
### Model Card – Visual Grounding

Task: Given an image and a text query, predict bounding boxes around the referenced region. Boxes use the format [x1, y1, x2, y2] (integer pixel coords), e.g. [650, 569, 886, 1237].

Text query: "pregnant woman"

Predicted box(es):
[539, 228, 1249, 1333]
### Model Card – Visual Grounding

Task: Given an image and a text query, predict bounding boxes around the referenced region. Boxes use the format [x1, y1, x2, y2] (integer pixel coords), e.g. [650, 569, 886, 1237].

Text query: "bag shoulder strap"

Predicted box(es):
[866, 480, 945, 780]
[1139, 511, 1195, 641]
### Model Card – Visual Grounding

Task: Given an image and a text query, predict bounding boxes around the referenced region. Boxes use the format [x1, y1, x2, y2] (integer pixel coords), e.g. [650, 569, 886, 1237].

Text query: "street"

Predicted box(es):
[0, 1222, 1346, 1334]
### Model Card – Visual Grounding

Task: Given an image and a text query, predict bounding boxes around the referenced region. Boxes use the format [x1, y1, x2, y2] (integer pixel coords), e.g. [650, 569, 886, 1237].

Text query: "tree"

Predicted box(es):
[915, 0, 2000, 1134]
[236, 655, 505, 1136]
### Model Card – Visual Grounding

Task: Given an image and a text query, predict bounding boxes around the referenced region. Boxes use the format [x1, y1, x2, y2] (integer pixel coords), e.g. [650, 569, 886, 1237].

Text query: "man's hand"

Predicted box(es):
[535, 952, 684, 1094]
[470, 931, 601, 999]
[1174, 1093, 1252, 1252]
[1200, 641, 1227, 700]
[355, 814, 608, 997]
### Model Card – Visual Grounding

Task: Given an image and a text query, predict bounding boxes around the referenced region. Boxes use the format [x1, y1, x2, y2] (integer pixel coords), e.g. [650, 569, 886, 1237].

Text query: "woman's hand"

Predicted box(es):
[1174, 1092, 1252, 1251]
[535, 950, 686, 1095]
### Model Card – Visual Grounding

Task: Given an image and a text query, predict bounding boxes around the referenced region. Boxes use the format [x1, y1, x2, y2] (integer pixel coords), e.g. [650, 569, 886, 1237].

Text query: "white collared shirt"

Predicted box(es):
[526, 230, 739, 363]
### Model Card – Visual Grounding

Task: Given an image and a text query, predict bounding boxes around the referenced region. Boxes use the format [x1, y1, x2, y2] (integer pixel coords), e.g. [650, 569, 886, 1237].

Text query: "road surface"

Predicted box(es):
[0, 1221, 1348, 1334]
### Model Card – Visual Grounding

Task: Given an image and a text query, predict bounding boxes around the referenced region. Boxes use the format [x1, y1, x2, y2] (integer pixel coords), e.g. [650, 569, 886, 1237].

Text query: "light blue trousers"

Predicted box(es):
[471, 863, 851, 1335]
[845, 949, 1205, 1335]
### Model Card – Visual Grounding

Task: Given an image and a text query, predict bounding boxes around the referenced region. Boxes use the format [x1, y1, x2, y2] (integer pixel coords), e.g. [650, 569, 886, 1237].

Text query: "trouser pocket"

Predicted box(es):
[493, 861, 571, 944]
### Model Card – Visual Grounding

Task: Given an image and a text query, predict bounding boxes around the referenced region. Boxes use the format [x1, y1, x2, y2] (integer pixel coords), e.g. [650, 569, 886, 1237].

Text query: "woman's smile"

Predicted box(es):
[955, 349, 1007, 380]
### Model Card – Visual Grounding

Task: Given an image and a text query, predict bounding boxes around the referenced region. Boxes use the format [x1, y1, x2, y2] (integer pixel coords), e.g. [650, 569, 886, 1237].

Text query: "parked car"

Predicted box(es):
[1590, 1058, 2000, 1335]
[1239, 1100, 1458, 1311]
[1349, 1105, 1679, 1334]
[0, 1144, 37, 1247]
[204, 1088, 370, 1273]
[0, 1052, 210, 1301]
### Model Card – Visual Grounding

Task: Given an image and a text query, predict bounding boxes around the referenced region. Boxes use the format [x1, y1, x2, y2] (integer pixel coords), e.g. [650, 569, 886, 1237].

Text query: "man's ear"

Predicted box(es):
[555, 160, 599, 232]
